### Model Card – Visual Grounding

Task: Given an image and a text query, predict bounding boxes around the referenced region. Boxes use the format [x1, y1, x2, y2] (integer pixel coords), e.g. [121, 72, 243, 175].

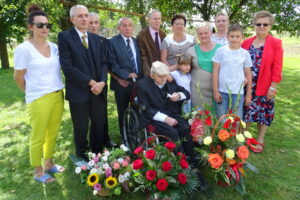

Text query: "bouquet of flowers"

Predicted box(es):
[73, 145, 133, 197]
[131, 135, 199, 200]
[192, 113, 258, 195]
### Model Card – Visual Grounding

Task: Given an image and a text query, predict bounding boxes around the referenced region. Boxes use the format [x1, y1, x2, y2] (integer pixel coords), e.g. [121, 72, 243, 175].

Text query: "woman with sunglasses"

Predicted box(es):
[242, 11, 283, 153]
[14, 5, 64, 183]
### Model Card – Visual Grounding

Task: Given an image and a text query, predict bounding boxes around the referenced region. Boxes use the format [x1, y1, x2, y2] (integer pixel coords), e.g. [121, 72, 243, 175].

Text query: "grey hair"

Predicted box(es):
[89, 12, 99, 19]
[117, 17, 133, 27]
[196, 22, 213, 32]
[147, 9, 161, 19]
[69, 5, 88, 17]
[214, 12, 229, 21]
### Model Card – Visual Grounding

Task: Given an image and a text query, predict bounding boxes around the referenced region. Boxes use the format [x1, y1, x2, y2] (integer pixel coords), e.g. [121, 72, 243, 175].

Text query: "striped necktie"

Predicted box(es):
[81, 35, 88, 49]
[126, 39, 137, 73]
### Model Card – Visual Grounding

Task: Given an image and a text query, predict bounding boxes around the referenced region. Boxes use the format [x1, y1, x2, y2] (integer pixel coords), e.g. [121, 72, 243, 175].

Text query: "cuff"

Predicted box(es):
[153, 111, 168, 122]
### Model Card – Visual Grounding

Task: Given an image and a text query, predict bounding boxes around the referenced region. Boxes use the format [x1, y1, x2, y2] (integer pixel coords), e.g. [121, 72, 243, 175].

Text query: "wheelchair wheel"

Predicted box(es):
[123, 107, 147, 151]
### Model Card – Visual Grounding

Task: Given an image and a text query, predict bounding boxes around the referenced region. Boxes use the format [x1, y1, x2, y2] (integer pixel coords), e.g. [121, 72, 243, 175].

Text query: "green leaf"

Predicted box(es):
[244, 162, 259, 173]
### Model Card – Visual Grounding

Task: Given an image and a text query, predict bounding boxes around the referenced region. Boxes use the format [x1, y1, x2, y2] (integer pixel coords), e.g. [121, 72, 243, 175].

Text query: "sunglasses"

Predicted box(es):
[255, 23, 270, 27]
[31, 22, 52, 29]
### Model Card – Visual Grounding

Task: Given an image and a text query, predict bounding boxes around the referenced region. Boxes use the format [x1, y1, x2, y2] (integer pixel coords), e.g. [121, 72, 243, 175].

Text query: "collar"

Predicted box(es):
[149, 26, 159, 35]
[75, 27, 88, 39]
[120, 33, 132, 42]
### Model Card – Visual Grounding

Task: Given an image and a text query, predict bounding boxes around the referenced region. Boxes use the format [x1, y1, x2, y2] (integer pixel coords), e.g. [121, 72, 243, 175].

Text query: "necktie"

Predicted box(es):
[155, 32, 160, 52]
[126, 39, 137, 73]
[81, 35, 88, 49]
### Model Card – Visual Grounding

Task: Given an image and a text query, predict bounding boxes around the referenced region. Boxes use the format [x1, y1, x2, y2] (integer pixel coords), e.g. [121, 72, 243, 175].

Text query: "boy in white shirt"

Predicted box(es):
[212, 24, 252, 119]
[170, 55, 192, 113]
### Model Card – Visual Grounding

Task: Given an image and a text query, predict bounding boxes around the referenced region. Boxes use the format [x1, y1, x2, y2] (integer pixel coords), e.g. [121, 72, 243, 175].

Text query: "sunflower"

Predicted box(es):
[87, 173, 99, 187]
[105, 176, 118, 189]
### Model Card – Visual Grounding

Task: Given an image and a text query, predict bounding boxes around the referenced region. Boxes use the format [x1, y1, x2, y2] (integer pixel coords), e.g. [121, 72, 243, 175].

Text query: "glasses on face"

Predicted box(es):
[173, 22, 185, 26]
[255, 23, 269, 27]
[31, 22, 52, 29]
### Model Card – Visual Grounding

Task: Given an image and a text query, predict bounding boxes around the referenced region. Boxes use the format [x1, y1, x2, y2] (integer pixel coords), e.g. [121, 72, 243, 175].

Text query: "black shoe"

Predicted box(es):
[196, 171, 208, 191]
[104, 140, 118, 148]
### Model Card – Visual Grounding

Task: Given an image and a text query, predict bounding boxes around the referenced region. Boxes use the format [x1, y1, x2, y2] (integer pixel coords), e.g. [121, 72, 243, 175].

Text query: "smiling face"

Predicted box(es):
[71, 7, 90, 32]
[197, 26, 212, 44]
[254, 17, 272, 37]
[172, 18, 185, 34]
[215, 15, 229, 32]
[148, 11, 161, 31]
[29, 15, 49, 39]
[118, 18, 134, 38]
[88, 15, 100, 34]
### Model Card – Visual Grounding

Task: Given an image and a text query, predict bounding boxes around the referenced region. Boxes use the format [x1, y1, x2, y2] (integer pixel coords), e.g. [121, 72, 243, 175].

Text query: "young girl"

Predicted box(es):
[170, 55, 192, 113]
[212, 24, 252, 119]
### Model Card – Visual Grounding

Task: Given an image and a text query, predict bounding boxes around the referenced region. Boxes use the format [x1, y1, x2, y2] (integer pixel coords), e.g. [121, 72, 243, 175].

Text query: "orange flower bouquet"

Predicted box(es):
[194, 113, 258, 195]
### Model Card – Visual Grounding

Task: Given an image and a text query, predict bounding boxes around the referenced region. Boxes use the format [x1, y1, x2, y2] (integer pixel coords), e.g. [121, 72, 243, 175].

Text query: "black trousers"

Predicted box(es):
[152, 116, 196, 159]
[114, 85, 132, 142]
[69, 92, 106, 159]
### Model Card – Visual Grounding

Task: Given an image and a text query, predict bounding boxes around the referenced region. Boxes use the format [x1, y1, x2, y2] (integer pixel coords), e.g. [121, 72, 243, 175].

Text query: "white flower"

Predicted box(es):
[97, 168, 104, 174]
[92, 153, 96, 158]
[244, 131, 252, 138]
[192, 111, 198, 116]
[124, 172, 130, 178]
[93, 190, 98, 195]
[104, 151, 110, 157]
[102, 163, 109, 169]
[117, 158, 124, 164]
[203, 136, 212, 145]
[102, 156, 108, 161]
[236, 134, 245, 143]
[118, 175, 125, 183]
[225, 149, 235, 159]
[120, 144, 129, 152]
[240, 120, 246, 128]
[228, 117, 234, 123]
[75, 167, 81, 174]
[120, 144, 126, 149]
[90, 168, 97, 174]
[88, 160, 95, 167]
[188, 119, 193, 125]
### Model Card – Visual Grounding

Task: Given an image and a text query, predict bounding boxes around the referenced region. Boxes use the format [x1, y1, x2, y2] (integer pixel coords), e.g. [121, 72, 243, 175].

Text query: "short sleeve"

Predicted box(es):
[243, 51, 252, 68]
[14, 43, 29, 70]
[161, 38, 169, 50]
[212, 47, 222, 63]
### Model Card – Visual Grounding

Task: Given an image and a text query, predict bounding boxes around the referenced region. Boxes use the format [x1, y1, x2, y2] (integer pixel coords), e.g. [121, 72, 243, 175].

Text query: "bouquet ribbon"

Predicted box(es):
[226, 163, 243, 183]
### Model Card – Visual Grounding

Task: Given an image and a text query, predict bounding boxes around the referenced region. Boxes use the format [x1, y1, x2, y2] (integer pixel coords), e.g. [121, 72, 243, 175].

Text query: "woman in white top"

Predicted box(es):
[211, 12, 230, 45]
[161, 14, 197, 71]
[14, 5, 64, 183]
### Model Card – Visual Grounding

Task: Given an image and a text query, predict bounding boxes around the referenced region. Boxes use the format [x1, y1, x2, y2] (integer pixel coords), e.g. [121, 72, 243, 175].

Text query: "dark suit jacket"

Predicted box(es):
[58, 28, 108, 103]
[137, 27, 166, 76]
[137, 76, 190, 125]
[109, 34, 142, 91]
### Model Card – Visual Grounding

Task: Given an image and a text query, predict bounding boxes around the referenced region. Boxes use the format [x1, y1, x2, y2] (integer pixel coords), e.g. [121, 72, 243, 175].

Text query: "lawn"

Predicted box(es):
[0, 38, 300, 200]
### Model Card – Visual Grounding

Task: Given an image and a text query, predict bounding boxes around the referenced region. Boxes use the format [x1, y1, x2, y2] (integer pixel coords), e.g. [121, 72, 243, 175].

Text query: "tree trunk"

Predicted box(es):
[139, 16, 147, 29]
[0, 37, 9, 69]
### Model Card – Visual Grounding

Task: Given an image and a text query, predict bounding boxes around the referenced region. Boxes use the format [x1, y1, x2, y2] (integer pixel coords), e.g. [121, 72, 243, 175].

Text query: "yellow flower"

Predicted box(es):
[236, 134, 245, 143]
[228, 117, 234, 123]
[225, 149, 235, 159]
[240, 120, 246, 128]
[105, 176, 118, 189]
[244, 131, 252, 138]
[87, 173, 99, 187]
[203, 136, 212, 145]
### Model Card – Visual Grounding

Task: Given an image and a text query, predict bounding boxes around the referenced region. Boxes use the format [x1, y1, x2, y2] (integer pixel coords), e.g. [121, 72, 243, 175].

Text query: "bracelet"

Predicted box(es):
[269, 87, 276, 91]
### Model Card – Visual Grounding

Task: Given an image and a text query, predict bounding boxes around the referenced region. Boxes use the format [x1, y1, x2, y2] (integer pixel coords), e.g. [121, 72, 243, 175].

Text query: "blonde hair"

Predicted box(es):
[196, 22, 213, 32]
[253, 10, 275, 25]
[214, 12, 229, 21]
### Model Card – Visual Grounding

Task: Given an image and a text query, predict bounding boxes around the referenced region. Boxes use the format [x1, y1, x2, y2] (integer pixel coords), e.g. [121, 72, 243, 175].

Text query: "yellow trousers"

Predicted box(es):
[27, 90, 64, 167]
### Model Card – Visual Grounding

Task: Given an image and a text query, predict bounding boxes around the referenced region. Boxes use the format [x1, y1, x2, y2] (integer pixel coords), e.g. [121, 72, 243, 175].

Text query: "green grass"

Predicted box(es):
[1, 41, 300, 200]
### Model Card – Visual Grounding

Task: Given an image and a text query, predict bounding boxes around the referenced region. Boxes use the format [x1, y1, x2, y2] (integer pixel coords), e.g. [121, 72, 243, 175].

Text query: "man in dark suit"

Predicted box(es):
[137, 10, 166, 76]
[58, 5, 108, 160]
[109, 17, 142, 142]
[137, 61, 195, 157]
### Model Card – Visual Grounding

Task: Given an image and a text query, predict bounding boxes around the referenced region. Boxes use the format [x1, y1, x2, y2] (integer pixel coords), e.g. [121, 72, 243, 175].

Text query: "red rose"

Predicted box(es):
[205, 116, 212, 126]
[205, 110, 210, 115]
[134, 146, 143, 155]
[177, 173, 187, 184]
[156, 179, 169, 191]
[147, 137, 156, 146]
[145, 170, 157, 181]
[145, 149, 156, 160]
[161, 161, 172, 172]
[179, 158, 189, 169]
[146, 124, 156, 133]
[132, 159, 143, 170]
[177, 152, 186, 160]
[164, 142, 176, 151]
[223, 119, 231, 129]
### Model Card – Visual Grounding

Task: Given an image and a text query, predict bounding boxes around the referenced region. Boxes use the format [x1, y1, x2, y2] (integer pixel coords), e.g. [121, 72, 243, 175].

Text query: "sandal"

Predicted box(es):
[45, 164, 65, 174]
[34, 173, 54, 184]
[250, 143, 265, 154]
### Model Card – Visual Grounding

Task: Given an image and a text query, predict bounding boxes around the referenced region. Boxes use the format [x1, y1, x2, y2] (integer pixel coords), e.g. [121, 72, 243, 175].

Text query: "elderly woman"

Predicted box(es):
[14, 5, 64, 183]
[186, 23, 222, 110]
[161, 14, 196, 71]
[211, 12, 229, 45]
[242, 11, 283, 153]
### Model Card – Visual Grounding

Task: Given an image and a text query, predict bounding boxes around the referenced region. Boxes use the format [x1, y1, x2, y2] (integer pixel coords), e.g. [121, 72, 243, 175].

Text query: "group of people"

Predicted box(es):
[13, 4, 283, 184]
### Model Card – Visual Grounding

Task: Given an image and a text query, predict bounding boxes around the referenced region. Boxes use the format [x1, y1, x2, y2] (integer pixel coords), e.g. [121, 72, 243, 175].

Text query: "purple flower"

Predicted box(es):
[105, 167, 112, 177]
[93, 183, 102, 191]
[93, 156, 99, 163]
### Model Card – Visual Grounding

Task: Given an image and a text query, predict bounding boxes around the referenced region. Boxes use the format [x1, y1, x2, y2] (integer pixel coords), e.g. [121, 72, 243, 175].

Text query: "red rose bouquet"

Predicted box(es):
[131, 135, 198, 200]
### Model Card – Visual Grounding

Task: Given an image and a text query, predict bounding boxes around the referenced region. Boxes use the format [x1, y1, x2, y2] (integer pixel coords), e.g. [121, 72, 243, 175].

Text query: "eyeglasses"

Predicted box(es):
[31, 22, 52, 29]
[255, 23, 270, 27]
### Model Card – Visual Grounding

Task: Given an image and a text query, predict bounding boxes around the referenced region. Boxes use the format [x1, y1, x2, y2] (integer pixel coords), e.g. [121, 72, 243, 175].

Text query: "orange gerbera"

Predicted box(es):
[208, 153, 224, 169]
[218, 129, 230, 141]
[237, 146, 249, 160]
[226, 158, 236, 165]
